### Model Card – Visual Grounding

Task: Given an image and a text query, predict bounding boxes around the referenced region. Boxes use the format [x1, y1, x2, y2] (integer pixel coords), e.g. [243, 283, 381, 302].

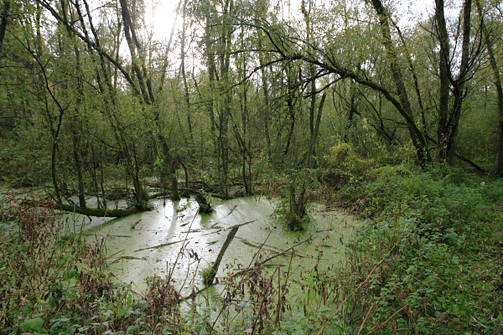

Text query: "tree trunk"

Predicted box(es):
[51, 141, 62, 204]
[0, 0, 10, 56]
[219, 98, 230, 197]
[288, 181, 307, 231]
[119, 0, 180, 202]
[158, 136, 180, 201]
[90, 145, 102, 209]
[204, 226, 238, 286]
[36, 55, 65, 205]
[260, 65, 273, 163]
[203, 0, 234, 197]
[283, 65, 298, 157]
[72, 130, 87, 209]
[118, 0, 152, 104]
[370, 0, 430, 165]
[237, 26, 252, 195]
[170, 161, 180, 201]
[307, 92, 327, 168]
[477, 1, 502, 175]
[54, 203, 144, 218]
[71, 39, 87, 209]
[436, 0, 474, 164]
[181, 1, 195, 149]
[80, 0, 147, 205]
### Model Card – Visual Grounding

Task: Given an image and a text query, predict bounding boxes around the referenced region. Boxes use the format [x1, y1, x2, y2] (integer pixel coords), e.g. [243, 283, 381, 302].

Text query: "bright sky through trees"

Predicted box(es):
[146, 0, 435, 42]
[146, 0, 179, 41]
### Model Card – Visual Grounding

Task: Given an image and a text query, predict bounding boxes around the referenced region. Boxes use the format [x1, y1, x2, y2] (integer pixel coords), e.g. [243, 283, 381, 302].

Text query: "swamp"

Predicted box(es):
[1, 0, 503, 333]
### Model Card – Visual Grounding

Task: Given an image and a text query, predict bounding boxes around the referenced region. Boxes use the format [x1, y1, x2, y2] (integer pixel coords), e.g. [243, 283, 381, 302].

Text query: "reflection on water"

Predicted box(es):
[85, 196, 360, 295]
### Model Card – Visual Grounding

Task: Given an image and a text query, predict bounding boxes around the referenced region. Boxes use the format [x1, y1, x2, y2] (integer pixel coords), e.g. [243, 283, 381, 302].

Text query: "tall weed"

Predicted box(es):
[338, 165, 503, 333]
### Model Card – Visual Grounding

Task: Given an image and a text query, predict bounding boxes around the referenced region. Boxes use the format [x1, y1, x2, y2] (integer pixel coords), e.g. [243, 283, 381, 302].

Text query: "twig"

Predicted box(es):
[230, 237, 311, 278]
[85, 234, 132, 238]
[316, 318, 330, 335]
[227, 204, 238, 216]
[336, 220, 413, 313]
[229, 219, 256, 228]
[236, 236, 307, 257]
[357, 300, 380, 335]
[114, 255, 145, 262]
[209, 229, 275, 335]
[167, 209, 199, 283]
[133, 240, 184, 252]
[367, 304, 410, 335]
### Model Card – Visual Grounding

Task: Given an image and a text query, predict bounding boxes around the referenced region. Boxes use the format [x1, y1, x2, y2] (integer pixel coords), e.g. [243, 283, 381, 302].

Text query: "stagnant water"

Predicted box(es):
[0, 185, 359, 296]
[83, 196, 360, 295]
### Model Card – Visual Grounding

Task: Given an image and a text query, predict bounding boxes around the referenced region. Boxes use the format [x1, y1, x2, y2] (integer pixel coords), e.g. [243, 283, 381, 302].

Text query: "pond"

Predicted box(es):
[0, 185, 360, 296]
[84, 196, 360, 295]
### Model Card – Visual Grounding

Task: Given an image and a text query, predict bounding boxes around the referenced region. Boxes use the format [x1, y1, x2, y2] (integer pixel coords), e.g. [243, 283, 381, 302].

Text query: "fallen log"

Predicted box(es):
[230, 237, 311, 278]
[199, 220, 256, 236]
[227, 205, 238, 216]
[236, 236, 306, 258]
[84, 234, 132, 238]
[229, 220, 256, 228]
[178, 187, 233, 200]
[54, 203, 145, 218]
[203, 226, 239, 286]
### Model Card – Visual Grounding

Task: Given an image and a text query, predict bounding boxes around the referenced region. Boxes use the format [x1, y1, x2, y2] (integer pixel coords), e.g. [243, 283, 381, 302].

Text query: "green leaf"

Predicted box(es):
[23, 317, 44, 331]
[280, 189, 290, 196]
[68, 268, 79, 279]
[48, 296, 57, 310]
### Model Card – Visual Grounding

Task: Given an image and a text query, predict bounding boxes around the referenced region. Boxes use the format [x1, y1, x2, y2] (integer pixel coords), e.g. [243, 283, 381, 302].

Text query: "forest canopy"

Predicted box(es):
[0, 0, 502, 200]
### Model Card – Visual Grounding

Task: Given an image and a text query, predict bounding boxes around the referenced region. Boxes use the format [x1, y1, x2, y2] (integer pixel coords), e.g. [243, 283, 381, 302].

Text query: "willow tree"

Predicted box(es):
[0, 0, 10, 56]
[477, 0, 503, 175]
[191, 0, 236, 197]
[118, 0, 182, 201]
[251, 0, 484, 167]
[32, 0, 145, 206]
[234, 24, 254, 195]
[38, 0, 186, 204]
[434, 0, 483, 164]
[0, 0, 53, 183]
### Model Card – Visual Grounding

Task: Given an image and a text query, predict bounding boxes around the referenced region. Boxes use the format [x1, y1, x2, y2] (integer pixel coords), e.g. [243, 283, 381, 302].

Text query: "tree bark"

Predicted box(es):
[0, 0, 10, 56]
[72, 129, 87, 209]
[260, 65, 273, 163]
[370, 0, 430, 165]
[69, 33, 87, 209]
[436, 0, 474, 164]
[477, 1, 503, 175]
[204, 226, 239, 286]
[307, 92, 327, 168]
[118, 0, 152, 104]
[55, 203, 144, 218]
[283, 65, 298, 157]
[181, 0, 195, 149]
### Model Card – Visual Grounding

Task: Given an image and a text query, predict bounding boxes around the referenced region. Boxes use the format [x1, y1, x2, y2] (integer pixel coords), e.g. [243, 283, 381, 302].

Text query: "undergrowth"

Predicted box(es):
[1, 163, 502, 334]
[336, 164, 503, 333]
[0, 192, 181, 334]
